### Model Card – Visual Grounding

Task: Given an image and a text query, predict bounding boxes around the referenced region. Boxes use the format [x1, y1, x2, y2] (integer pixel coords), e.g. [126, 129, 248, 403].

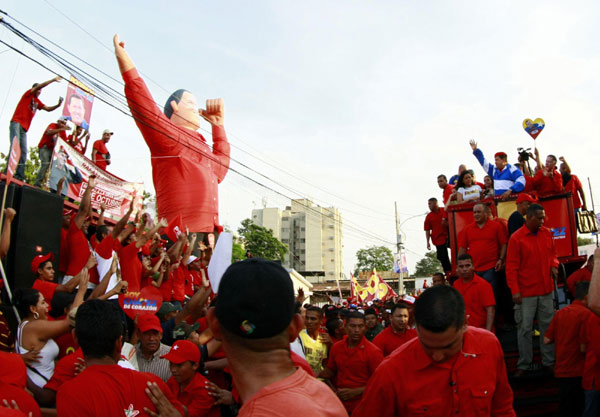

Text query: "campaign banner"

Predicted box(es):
[48, 138, 144, 221]
[393, 253, 408, 274]
[118, 287, 164, 320]
[62, 76, 94, 130]
[6, 137, 21, 183]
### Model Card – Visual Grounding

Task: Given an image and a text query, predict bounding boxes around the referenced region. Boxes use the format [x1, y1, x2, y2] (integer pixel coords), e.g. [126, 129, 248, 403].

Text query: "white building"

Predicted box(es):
[252, 199, 343, 283]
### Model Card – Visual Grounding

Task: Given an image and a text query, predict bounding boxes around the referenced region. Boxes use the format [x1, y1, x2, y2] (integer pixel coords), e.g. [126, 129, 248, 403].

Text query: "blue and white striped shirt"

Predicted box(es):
[473, 148, 525, 195]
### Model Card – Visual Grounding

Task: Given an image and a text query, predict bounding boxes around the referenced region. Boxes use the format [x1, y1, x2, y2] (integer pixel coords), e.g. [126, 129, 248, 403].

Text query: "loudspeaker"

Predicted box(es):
[2, 182, 63, 290]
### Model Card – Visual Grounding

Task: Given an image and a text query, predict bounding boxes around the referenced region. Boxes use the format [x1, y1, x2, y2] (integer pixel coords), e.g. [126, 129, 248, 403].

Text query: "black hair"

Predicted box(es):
[163, 89, 189, 119]
[456, 170, 473, 189]
[437, 174, 447, 181]
[14, 288, 41, 318]
[414, 286, 465, 333]
[428, 197, 438, 203]
[548, 154, 557, 163]
[96, 225, 109, 241]
[68, 93, 84, 105]
[432, 272, 445, 279]
[306, 305, 323, 317]
[31, 83, 39, 89]
[527, 203, 544, 217]
[75, 299, 124, 359]
[456, 253, 473, 263]
[364, 307, 377, 317]
[34, 260, 53, 277]
[575, 281, 590, 300]
[49, 292, 76, 319]
[390, 302, 410, 315]
[346, 311, 365, 322]
[325, 318, 343, 337]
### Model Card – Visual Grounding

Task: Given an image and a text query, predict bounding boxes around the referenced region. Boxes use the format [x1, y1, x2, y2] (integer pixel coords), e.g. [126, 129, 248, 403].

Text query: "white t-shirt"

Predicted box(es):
[458, 184, 482, 201]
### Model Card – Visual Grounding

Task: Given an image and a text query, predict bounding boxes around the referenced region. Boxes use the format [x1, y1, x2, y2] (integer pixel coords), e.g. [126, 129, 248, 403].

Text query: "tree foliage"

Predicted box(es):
[414, 251, 442, 277]
[0, 146, 42, 186]
[237, 218, 288, 262]
[578, 236, 594, 246]
[354, 245, 394, 276]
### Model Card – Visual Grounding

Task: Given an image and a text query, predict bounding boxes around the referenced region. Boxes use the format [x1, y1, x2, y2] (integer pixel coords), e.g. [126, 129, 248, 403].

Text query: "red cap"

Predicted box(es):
[516, 193, 537, 204]
[494, 151, 507, 158]
[31, 253, 54, 273]
[137, 314, 162, 333]
[161, 340, 201, 364]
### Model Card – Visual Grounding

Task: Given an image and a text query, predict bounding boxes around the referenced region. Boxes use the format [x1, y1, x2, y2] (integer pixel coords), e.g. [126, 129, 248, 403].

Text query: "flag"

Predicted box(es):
[166, 214, 184, 242]
[6, 137, 21, 184]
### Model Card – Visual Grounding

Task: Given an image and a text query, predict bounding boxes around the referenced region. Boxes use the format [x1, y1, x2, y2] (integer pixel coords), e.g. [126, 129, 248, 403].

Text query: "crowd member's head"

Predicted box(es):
[559, 162, 570, 175]
[483, 175, 493, 190]
[472, 203, 489, 225]
[344, 311, 366, 345]
[515, 193, 536, 215]
[304, 305, 323, 335]
[137, 314, 163, 356]
[101, 129, 113, 143]
[364, 308, 379, 329]
[325, 317, 345, 340]
[67, 93, 85, 126]
[172, 322, 201, 345]
[545, 155, 558, 170]
[49, 292, 76, 319]
[457, 164, 466, 176]
[575, 281, 590, 302]
[95, 224, 112, 242]
[494, 151, 508, 171]
[456, 254, 475, 280]
[414, 285, 466, 363]
[163, 89, 202, 130]
[432, 272, 446, 286]
[390, 303, 410, 333]
[456, 170, 474, 189]
[208, 258, 300, 354]
[427, 197, 439, 212]
[75, 299, 123, 362]
[161, 340, 201, 385]
[14, 288, 48, 321]
[437, 175, 448, 190]
[157, 302, 178, 323]
[526, 204, 545, 233]
[31, 253, 55, 282]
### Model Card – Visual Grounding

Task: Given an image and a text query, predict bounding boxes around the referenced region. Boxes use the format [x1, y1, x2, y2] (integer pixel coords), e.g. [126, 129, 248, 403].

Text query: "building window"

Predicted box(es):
[301, 227, 305, 231]
[300, 238, 305, 243]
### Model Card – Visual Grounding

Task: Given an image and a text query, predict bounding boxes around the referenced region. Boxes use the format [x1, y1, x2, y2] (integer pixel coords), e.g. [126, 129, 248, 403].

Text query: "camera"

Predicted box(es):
[517, 147, 531, 162]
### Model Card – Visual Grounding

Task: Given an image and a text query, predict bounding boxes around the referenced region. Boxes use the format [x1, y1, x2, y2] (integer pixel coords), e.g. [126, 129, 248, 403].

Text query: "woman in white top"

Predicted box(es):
[456, 170, 482, 203]
[14, 270, 88, 389]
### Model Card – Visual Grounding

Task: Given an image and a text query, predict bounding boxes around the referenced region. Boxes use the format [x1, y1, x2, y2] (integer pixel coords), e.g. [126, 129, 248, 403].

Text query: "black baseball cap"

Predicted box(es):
[215, 258, 295, 339]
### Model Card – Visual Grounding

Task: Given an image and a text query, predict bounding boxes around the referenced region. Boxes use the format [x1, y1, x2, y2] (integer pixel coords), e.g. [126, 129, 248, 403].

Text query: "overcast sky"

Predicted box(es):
[1, 0, 599, 276]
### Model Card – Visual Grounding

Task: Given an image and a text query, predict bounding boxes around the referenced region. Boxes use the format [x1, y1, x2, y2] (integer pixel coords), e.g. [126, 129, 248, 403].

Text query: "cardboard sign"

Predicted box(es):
[118, 286, 163, 319]
[207, 232, 233, 292]
[523, 118, 545, 139]
[6, 137, 21, 183]
[62, 76, 94, 130]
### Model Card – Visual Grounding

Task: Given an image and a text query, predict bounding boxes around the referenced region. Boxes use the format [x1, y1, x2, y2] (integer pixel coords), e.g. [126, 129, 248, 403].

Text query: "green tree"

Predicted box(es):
[237, 218, 288, 262]
[224, 225, 247, 262]
[414, 251, 442, 277]
[0, 147, 42, 186]
[354, 245, 394, 276]
[578, 236, 593, 246]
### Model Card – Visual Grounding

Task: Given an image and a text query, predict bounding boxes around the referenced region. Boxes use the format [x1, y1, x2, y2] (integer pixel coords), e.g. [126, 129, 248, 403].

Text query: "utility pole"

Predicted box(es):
[395, 202, 404, 295]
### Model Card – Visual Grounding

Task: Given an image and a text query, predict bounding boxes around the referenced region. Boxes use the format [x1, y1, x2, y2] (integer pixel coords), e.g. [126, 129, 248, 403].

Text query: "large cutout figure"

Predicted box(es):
[113, 35, 230, 237]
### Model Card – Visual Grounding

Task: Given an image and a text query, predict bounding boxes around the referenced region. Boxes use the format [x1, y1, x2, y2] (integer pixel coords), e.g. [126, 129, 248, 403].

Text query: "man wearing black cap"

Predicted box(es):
[207, 258, 347, 417]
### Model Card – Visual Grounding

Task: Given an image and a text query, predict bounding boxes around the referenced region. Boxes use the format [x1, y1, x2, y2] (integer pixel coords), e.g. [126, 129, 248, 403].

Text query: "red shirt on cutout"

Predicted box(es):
[453, 275, 496, 329]
[372, 326, 417, 357]
[326, 336, 383, 413]
[11, 89, 44, 131]
[458, 220, 507, 271]
[424, 208, 448, 246]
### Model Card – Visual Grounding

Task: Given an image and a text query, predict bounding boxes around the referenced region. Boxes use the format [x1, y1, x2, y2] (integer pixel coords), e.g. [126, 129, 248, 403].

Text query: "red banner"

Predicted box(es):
[118, 287, 163, 320]
[6, 137, 21, 184]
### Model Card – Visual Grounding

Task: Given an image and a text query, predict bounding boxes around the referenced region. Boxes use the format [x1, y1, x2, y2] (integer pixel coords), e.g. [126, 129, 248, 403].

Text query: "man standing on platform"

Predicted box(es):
[92, 129, 113, 171]
[424, 197, 451, 274]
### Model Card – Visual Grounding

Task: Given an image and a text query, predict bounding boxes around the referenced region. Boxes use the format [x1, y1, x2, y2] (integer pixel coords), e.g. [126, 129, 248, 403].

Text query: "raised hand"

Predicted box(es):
[469, 139, 477, 151]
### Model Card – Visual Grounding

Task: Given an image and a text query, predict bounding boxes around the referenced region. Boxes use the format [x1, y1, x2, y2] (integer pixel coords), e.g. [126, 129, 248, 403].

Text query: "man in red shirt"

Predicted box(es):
[559, 156, 587, 212]
[207, 258, 347, 417]
[34, 116, 70, 187]
[458, 202, 507, 300]
[424, 197, 451, 273]
[372, 302, 417, 356]
[532, 152, 563, 196]
[437, 174, 454, 206]
[453, 254, 495, 331]
[566, 255, 593, 297]
[544, 282, 591, 417]
[506, 203, 559, 376]
[319, 311, 383, 413]
[8, 76, 63, 181]
[91, 129, 113, 170]
[31, 253, 81, 307]
[353, 285, 515, 417]
[581, 298, 600, 416]
[114, 35, 230, 247]
[56, 299, 184, 417]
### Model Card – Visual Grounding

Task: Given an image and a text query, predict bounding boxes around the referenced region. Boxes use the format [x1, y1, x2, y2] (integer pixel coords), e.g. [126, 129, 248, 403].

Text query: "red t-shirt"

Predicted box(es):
[92, 140, 109, 170]
[238, 368, 347, 417]
[0, 352, 26, 389]
[565, 175, 584, 209]
[11, 89, 44, 132]
[166, 372, 218, 417]
[158, 271, 174, 302]
[67, 133, 85, 155]
[443, 184, 454, 205]
[424, 208, 448, 246]
[352, 327, 515, 417]
[372, 326, 418, 357]
[327, 336, 383, 413]
[66, 219, 99, 284]
[59, 227, 70, 274]
[545, 300, 591, 378]
[119, 242, 143, 292]
[56, 364, 184, 417]
[581, 313, 600, 390]
[0, 382, 41, 417]
[38, 123, 67, 150]
[172, 265, 187, 303]
[453, 275, 496, 329]
[532, 169, 563, 196]
[32, 279, 58, 306]
[44, 348, 83, 392]
[55, 331, 79, 360]
[458, 220, 507, 271]
[566, 267, 592, 296]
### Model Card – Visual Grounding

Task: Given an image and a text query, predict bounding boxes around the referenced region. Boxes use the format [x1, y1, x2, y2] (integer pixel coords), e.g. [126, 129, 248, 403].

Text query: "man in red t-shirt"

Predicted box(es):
[424, 197, 451, 273]
[56, 299, 184, 417]
[372, 303, 417, 356]
[353, 286, 515, 417]
[34, 116, 70, 187]
[566, 255, 593, 298]
[532, 152, 563, 196]
[91, 129, 113, 170]
[453, 254, 495, 331]
[458, 202, 507, 300]
[9, 76, 63, 181]
[31, 253, 81, 307]
[544, 281, 591, 417]
[437, 174, 455, 206]
[319, 311, 383, 413]
[559, 156, 587, 211]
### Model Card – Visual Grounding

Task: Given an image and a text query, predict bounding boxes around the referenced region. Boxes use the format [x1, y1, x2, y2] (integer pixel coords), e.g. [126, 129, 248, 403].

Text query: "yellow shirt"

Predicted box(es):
[299, 329, 328, 375]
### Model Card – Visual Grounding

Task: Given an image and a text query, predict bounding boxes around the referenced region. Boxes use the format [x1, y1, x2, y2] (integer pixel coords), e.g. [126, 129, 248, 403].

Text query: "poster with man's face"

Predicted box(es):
[61, 76, 94, 130]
